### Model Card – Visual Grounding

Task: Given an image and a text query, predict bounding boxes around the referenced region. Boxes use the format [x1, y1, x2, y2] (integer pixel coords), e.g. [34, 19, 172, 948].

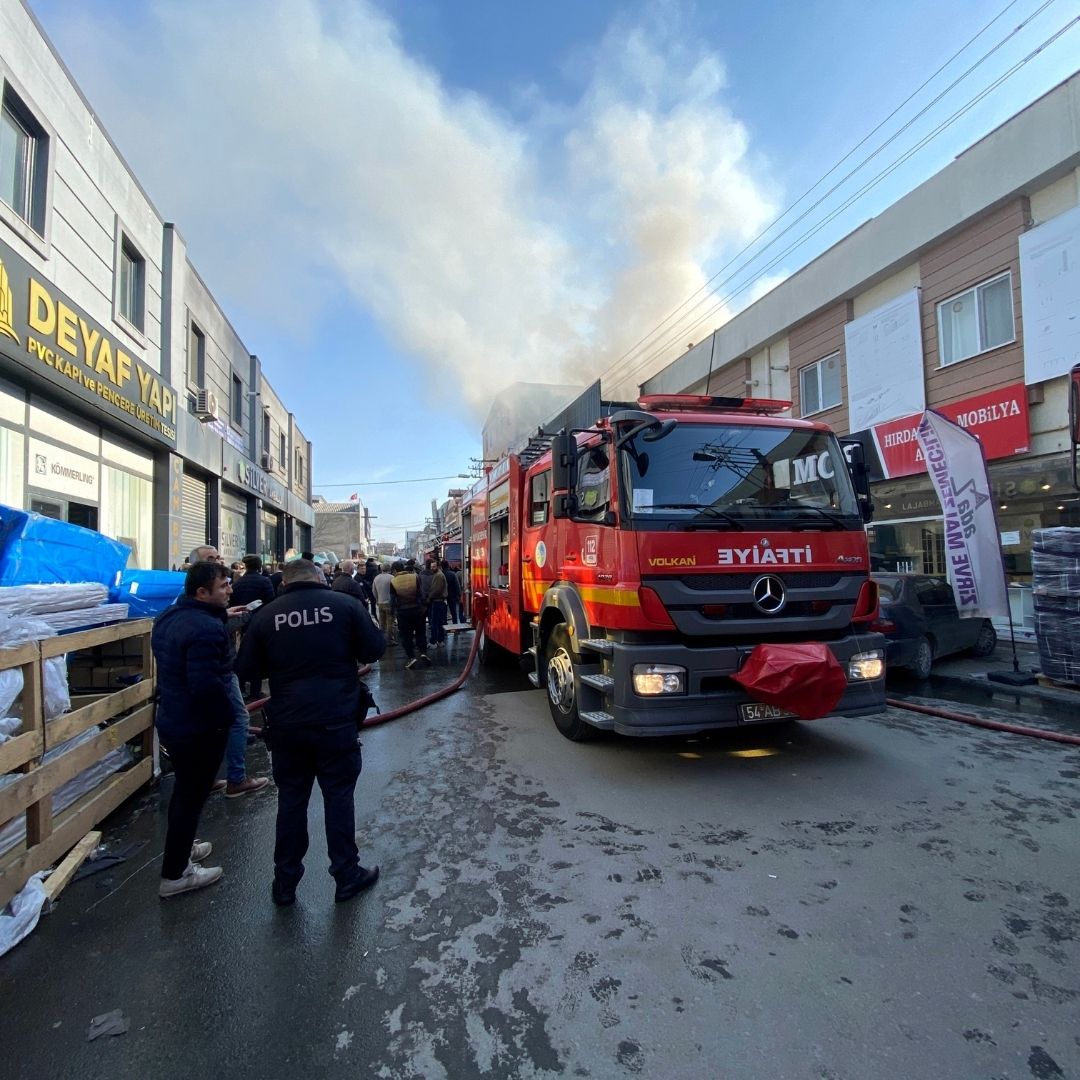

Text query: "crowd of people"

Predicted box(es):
[152, 545, 465, 904]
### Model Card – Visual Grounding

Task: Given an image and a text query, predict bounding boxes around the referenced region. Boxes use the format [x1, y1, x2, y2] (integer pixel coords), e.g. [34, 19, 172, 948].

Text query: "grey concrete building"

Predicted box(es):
[0, 0, 314, 568]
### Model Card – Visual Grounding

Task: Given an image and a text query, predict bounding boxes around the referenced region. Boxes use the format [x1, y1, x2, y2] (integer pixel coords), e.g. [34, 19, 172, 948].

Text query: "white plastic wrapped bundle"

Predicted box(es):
[0, 616, 71, 720]
[0, 583, 108, 615]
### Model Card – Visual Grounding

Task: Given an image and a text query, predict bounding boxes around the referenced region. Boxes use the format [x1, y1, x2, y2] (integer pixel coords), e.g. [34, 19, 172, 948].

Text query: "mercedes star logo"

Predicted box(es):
[751, 574, 786, 615]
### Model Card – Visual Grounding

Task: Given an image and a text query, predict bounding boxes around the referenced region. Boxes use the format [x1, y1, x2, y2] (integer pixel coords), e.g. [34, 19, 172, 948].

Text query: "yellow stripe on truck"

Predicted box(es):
[578, 585, 640, 607]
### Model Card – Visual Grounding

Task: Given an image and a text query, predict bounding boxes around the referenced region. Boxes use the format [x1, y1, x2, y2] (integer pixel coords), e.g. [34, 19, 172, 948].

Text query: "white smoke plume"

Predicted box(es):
[42, 0, 779, 412]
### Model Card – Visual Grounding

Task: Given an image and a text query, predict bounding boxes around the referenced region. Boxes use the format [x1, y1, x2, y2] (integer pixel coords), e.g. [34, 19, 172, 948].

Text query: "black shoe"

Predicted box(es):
[271, 879, 296, 907]
[335, 865, 380, 902]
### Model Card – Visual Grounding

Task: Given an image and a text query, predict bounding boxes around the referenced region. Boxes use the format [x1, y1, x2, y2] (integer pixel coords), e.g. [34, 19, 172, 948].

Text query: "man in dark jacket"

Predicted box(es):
[332, 559, 371, 608]
[152, 561, 235, 898]
[236, 559, 386, 906]
[442, 560, 462, 624]
[231, 554, 275, 607]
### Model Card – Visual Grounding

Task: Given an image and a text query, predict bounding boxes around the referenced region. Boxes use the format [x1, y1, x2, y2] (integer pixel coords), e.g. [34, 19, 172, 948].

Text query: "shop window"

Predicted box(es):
[101, 466, 152, 568]
[117, 235, 145, 331]
[529, 471, 550, 525]
[799, 353, 841, 416]
[0, 81, 49, 236]
[575, 446, 610, 520]
[937, 271, 1014, 367]
[231, 373, 244, 428]
[187, 322, 205, 390]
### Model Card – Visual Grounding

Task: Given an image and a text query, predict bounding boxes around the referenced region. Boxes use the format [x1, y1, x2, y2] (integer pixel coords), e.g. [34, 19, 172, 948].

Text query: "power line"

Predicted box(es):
[314, 474, 470, 488]
[608, 8, 1078, 391]
[600, 0, 1061, 389]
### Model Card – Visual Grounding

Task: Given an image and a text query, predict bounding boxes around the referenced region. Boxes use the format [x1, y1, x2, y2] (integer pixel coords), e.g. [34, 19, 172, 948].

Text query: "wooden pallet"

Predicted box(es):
[0, 619, 155, 909]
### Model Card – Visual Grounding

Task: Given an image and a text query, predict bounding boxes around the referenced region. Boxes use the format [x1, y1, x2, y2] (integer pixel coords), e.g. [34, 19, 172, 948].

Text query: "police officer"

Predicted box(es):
[236, 558, 386, 906]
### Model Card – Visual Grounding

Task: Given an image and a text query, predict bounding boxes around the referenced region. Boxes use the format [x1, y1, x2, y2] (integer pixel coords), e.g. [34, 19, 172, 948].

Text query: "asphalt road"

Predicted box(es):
[1, 638, 1078, 1080]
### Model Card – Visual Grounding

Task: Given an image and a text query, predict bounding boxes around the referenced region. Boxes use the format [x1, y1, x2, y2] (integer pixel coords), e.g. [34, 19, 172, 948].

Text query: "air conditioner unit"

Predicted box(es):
[194, 389, 219, 422]
[261, 453, 275, 471]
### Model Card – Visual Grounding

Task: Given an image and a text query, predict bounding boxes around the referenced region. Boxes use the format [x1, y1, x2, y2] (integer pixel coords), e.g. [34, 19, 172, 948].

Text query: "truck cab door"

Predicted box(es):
[522, 468, 558, 610]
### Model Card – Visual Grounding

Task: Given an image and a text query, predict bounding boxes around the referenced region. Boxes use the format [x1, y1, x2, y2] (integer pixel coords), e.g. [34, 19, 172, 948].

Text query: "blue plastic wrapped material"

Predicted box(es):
[0, 505, 130, 587]
[109, 569, 184, 618]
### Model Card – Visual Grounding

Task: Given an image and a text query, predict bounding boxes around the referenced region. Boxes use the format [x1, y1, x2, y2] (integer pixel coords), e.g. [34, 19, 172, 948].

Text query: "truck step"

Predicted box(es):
[579, 673, 614, 693]
[580, 710, 615, 730]
[527, 671, 540, 688]
[579, 638, 613, 657]
[526, 645, 537, 658]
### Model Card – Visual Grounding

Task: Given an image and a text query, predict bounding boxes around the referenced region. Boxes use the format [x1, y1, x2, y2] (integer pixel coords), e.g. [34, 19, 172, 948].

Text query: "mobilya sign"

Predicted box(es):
[0, 238, 177, 446]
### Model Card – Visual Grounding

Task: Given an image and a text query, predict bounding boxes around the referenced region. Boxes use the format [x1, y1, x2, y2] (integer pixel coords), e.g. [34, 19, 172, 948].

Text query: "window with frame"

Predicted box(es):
[936, 271, 1014, 367]
[231, 373, 243, 427]
[529, 471, 550, 525]
[0, 84, 48, 234]
[118, 237, 145, 331]
[262, 409, 271, 453]
[799, 353, 841, 416]
[279, 432, 287, 467]
[575, 445, 611, 520]
[187, 322, 205, 389]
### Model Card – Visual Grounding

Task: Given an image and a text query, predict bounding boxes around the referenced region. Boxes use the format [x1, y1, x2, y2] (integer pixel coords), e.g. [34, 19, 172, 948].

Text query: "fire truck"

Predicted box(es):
[463, 393, 886, 741]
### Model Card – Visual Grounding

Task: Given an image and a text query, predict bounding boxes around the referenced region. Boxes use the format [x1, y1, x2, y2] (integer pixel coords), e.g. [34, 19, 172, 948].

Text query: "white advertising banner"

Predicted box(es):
[844, 288, 926, 431]
[27, 437, 99, 502]
[1018, 203, 1080, 385]
[914, 411, 1009, 620]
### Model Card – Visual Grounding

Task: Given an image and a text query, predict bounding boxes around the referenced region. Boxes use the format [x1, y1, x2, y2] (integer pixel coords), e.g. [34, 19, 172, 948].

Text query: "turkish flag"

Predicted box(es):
[349, 493, 358, 501]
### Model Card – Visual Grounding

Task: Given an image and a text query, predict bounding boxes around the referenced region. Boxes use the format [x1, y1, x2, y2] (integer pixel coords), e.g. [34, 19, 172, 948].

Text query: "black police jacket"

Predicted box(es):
[235, 581, 386, 728]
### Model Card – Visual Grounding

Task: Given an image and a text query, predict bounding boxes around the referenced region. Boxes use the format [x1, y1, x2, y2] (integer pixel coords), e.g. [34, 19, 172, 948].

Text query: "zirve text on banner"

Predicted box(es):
[915, 410, 1009, 620]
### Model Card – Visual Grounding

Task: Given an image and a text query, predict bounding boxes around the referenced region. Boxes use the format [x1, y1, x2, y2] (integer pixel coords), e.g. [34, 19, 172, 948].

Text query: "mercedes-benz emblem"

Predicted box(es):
[751, 574, 786, 615]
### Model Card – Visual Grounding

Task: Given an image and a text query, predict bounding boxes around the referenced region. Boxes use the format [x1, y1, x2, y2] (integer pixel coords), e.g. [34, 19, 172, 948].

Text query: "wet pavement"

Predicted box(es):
[1, 630, 1079, 1079]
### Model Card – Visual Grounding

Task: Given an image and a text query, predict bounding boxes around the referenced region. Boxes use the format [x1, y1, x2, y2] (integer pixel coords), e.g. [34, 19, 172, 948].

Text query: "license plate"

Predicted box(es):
[739, 702, 798, 722]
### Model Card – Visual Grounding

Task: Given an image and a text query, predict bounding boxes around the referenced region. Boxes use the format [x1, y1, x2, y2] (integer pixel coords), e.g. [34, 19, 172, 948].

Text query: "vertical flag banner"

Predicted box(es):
[915, 410, 1009, 619]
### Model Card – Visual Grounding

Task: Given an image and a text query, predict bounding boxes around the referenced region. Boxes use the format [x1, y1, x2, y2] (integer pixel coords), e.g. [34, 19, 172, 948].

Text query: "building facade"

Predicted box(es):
[642, 72, 1080, 633]
[0, 1, 313, 569]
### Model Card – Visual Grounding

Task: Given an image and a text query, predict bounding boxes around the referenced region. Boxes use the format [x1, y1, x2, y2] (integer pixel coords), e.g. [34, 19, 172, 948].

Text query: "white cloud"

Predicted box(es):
[46, 0, 778, 412]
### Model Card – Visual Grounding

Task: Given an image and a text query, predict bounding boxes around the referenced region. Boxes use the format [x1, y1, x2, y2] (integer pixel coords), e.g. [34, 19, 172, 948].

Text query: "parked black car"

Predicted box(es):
[872, 573, 998, 679]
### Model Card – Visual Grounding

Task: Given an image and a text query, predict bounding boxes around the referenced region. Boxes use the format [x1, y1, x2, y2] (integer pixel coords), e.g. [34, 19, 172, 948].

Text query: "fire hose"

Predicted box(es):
[246, 595, 490, 732]
[886, 697, 1080, 746]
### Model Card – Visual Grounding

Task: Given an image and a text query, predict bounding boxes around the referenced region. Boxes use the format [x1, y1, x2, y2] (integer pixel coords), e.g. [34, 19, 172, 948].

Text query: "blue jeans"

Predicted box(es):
[447, 598, 462, 624]
[428, 600, 447, 644]
[225, 675, 250, 784]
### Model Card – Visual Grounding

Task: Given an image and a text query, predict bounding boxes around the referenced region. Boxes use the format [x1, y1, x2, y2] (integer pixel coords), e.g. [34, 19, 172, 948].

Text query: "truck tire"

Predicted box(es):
[543, 624, 598, 742]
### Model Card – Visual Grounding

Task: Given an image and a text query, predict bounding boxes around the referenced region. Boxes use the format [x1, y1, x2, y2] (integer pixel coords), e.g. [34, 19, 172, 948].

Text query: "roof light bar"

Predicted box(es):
[637, 394, 791, 415]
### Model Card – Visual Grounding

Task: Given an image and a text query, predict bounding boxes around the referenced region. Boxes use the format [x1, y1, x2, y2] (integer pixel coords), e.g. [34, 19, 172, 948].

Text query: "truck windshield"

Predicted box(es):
[621, 423, 861, 528]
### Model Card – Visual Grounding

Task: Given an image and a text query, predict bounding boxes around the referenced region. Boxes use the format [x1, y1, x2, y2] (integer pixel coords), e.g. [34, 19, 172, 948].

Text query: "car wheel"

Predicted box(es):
[970, 622, 998, 658]
[543, 624, 598, 742]
[909, 636, 933, 680]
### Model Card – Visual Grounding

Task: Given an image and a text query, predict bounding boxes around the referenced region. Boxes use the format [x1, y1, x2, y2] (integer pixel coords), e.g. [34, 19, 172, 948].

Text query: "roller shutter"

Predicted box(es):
[181, 473, 209, 558]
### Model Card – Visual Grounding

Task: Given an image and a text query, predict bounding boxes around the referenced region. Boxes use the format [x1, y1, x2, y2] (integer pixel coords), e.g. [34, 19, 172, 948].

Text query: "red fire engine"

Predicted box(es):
[463, 393, 886, 740]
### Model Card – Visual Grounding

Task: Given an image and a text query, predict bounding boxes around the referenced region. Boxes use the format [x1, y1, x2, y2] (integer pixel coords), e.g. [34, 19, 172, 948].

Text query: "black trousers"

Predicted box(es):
[161, 728, 229, 879]
[397, 608, 427, 659]
[270, 723, 362, 888]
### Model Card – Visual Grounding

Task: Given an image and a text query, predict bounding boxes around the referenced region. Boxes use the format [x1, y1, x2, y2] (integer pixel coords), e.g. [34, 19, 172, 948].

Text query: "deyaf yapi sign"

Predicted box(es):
[0, 238, 178, 446]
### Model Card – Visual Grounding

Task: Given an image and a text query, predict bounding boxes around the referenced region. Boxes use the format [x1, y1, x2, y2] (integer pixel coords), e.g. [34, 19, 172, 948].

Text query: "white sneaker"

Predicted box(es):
[190, 840, 213, 862]
[159, 862, 223, 898]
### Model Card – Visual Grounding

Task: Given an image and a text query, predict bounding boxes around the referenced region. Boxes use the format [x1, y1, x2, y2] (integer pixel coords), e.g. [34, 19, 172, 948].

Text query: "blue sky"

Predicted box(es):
[26, 0, 1080, 544]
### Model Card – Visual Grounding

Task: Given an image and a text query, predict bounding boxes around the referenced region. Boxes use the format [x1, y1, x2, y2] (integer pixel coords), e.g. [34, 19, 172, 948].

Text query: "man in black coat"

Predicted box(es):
[231, 554, 276, 607]
[152, 561, 236, 898]
[236, 559, 386, 906]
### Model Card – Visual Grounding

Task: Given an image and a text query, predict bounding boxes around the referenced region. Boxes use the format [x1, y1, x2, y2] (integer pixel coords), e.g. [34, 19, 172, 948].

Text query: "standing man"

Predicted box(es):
[152, 561, 236, 897]
[442, 560, 462, 625]
[427, 559, 448, 649]
[372, 563, 397, 645]
[237, 559, 386, 906]
[390, 560, 429, 669]
[332, 559, 369, 605]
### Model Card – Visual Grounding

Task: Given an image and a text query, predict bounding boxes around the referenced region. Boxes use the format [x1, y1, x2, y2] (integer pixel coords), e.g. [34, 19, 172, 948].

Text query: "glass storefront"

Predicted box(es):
[219, 489, 249, 564]
[869, 452, 1080, 580]
[260, 508, 281, 563]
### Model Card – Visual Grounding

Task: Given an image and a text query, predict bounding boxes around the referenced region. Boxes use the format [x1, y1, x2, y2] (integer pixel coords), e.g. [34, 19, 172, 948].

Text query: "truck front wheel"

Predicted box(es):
[543, 624, 598, 742]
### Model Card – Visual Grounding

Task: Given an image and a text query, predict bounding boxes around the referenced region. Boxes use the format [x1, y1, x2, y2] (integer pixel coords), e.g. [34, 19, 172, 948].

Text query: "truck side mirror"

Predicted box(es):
[551, 431, 576, 492]
[1070, 364, 1080, 491]
[840, 439, 874, 523]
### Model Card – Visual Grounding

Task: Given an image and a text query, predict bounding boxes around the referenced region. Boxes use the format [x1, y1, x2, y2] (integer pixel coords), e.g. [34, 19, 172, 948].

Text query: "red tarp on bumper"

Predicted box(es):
[730, 642, 847, 720]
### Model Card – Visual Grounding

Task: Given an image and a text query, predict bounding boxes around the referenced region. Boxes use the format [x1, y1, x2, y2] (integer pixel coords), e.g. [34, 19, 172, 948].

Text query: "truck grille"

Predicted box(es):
[679, 572, 854, 591]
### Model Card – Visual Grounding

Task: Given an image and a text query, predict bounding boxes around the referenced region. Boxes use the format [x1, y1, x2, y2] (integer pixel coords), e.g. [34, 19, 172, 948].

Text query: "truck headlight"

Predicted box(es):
[848, 649, 884, 681]
[632, 664, 686, 696]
